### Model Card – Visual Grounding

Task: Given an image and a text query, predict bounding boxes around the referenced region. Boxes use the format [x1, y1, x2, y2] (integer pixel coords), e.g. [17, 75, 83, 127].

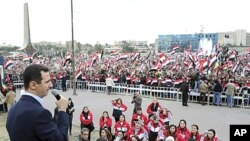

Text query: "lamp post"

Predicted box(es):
[71, 0, 77, 95]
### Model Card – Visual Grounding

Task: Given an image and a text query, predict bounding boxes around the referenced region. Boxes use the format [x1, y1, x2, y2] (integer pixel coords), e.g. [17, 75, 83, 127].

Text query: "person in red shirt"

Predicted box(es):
[80, 106, 94, 140]
[158, 108, 173, 127]
[147, 115, 164, 141]
[112, 98, 128, 122]
[146, 97, 161, 118]
[176, 119, 190, 141]
[131, 108, 148, 127]
[201, 129, 219, 141]
[113, 114, 131, 139]
[99, 111, 112, 136]
[157, 125, 168, 141]
[187, 124, 201, 141]
[167, 124, 177, 140]
[126, 120, 148, 141]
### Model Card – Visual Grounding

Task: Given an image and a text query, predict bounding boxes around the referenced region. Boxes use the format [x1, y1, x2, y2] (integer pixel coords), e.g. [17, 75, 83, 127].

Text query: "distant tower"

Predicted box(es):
[19, 3, 37, 57]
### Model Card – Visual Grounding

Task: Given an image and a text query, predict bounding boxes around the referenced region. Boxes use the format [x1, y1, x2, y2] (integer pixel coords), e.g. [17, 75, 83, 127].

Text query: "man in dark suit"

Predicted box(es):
[6, 64, 69, 141]
[180, 79, 190, 106]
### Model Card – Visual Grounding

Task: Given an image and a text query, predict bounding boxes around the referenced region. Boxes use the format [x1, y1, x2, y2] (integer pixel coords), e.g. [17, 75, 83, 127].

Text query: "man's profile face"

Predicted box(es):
[35, 71, 52, 97]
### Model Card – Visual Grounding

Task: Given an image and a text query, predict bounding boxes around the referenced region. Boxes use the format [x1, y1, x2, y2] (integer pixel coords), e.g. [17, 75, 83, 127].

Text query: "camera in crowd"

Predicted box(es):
[131, 93, 138, 104]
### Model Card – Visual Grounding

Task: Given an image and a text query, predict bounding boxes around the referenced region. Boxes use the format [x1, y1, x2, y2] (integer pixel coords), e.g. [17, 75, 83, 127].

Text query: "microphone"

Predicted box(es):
[51, 89, 61, 100]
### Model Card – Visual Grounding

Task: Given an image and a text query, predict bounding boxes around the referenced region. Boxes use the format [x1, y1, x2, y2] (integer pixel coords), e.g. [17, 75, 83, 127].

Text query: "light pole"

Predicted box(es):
[71, 0, 77, 95]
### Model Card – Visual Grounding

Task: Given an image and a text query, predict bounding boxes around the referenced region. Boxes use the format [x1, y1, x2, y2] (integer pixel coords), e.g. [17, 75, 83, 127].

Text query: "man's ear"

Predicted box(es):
[29, 81, 37, 90]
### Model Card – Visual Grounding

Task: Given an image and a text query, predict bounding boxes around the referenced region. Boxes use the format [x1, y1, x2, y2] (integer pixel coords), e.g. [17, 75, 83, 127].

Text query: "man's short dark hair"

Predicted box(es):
[81, 127, 89, 133]
[23, 64, 49, 90]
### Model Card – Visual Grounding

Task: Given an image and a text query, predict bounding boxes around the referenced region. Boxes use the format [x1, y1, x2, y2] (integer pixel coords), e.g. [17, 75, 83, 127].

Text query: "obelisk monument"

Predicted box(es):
[20, 3, 37, 57]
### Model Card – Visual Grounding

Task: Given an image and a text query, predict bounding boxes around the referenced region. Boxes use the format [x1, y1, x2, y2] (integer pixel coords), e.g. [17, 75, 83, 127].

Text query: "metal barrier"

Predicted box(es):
[13, 80, 250, 108]
[13, 80, 24, 89]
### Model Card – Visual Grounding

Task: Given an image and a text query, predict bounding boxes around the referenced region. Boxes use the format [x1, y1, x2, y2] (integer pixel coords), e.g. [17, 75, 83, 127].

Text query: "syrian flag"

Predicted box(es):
[188, 53, 196, 62]
[63, 53, 71, 66]
[161, 58, 170, 68]
[199, 59, 208, 71]
[132, 53, 140, 62]
[159, 53, 165, 62]
[150, 61, 161, 71]
[168, 50, 175, 55]
[173, 45, 179, 50]
[146, 77, 152, 85]
[165, 78, 172, 83]
[110, 50, 120, 56]
[4, 60, 13, 69]
[151, 78, 158, 85]
[89, 55, 98, 66]
[229, 50, 236, 59]
[145, 51, 152, 60]
[97, 50, 103, 59]
[232, 61, 240, 72]
[209, 55, 217, 68]
[188, 62, 194, 69]
[118, 53, 129, 60]
[174, 79, 183, 85]
[75, 69, 82, 79]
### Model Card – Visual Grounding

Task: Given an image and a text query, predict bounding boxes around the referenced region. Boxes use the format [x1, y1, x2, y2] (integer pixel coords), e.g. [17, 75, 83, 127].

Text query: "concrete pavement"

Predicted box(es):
[1, 89, 250, 141]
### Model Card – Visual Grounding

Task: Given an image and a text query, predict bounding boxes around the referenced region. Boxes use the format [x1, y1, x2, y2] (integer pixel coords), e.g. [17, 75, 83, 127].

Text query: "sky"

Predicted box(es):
[0, 0, 250, 47]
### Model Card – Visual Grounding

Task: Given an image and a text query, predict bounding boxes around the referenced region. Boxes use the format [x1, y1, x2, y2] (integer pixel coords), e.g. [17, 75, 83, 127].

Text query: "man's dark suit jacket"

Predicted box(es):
[6, 95, 69, 141]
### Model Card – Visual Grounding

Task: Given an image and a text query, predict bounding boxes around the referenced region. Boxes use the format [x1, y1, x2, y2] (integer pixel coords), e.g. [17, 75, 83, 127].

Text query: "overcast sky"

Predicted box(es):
[0, 0, 250, 46]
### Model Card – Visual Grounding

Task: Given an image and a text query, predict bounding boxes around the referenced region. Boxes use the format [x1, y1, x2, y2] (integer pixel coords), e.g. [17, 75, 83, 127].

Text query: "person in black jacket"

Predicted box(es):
[66, 97, 75, 135]
[180, 79, 190, 106]
[62, 73, 67, 91]
[212, 80, 223, 106]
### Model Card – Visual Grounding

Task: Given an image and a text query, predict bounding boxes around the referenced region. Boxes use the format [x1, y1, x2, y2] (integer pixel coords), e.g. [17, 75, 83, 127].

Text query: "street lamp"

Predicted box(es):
[71, 0, 77, 95]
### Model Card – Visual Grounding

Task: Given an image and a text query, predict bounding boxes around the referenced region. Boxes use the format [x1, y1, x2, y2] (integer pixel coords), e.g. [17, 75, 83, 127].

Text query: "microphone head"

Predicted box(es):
[51, 89, 61, 100]
[51, 89, 59, 96]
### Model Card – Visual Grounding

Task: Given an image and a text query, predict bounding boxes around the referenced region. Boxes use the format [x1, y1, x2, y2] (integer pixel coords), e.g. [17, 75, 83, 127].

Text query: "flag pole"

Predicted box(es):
[71, 0, 77, 95]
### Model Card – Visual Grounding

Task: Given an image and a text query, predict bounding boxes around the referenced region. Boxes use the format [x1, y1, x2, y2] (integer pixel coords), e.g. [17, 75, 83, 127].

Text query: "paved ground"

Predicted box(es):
[1, 89, 250, 141]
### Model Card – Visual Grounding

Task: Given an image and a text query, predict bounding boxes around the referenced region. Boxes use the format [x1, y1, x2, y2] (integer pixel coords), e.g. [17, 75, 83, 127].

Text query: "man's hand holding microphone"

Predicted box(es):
[52, 89, 68, 112]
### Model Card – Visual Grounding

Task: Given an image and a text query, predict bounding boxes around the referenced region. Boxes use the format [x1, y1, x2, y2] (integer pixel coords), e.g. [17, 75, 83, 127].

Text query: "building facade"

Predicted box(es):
[246, 33, 250, 46]
[157, 29, 250, 52]
[157, 33, 218, 52]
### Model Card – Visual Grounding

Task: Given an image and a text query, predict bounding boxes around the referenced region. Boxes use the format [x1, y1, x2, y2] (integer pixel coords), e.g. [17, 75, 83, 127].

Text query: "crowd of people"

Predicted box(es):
[74, 93, 220, 141]
[1, 46, 250, 140]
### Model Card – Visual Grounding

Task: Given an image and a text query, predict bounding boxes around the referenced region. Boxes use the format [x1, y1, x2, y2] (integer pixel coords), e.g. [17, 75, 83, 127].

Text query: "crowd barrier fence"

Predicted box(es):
[12, 80, 250, 108]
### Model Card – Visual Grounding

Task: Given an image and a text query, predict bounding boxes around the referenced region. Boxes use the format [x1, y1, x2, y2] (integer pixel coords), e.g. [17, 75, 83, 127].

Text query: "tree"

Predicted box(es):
[121, 42, 135, 53]
[94, 43, 104, 53]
